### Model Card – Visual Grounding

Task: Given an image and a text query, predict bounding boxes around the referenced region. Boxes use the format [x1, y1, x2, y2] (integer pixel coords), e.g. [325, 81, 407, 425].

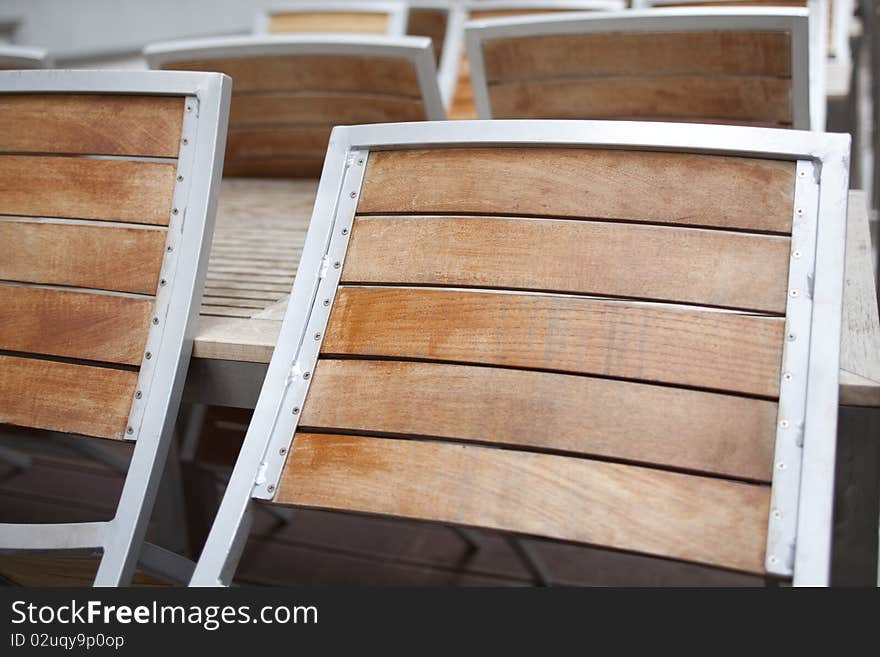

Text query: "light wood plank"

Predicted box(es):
[0, 285, 153, 366]
[279, 433, 771, 574]
[193, 316, 281, 361]
[0, 355, 137, 439]
[267, 11, 390, 35]
[165, 56, 421, 97]
[343, 215, 791, 313]
[0, 156, 176, 225]
[228, 92, 426, 126]
[303, 359, 778, 481]
[0, 94, 183, 157]
[359, 148, 796, 233]
[489, 75, 792, 124]
[322, 287, 785, 398]
[0, 220, 166, 294]
[482, 31, 792, 81]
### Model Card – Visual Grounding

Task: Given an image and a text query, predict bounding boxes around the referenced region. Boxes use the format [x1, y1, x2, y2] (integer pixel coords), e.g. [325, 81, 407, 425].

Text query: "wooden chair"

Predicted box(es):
[466, 8, 821, 129]
[145, 35, 445, 178]
[190, 120, 850, 587]
[255, 2, 410, 37]
[0, 69, 231, 585]
[439, 1, 626, 118]
[0, 45, 51, 69]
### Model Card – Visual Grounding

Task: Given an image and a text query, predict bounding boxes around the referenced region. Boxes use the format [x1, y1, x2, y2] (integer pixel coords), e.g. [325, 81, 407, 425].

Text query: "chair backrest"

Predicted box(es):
[0, 70, 230, 585]
[0, 46, 51, 69]
[405, 1, 454, 67]
[634, 0, 848, 66]
[145, 35, 445, 178]
[255, 1, 409, 36]
[466, 8, 817, 129]
[445, 1, 626, 118]
[192, 120, 850, 587]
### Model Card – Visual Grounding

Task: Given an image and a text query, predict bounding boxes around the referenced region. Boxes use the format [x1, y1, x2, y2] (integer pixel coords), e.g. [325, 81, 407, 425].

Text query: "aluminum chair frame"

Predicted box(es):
[0, 70, 231, 586]
[633, 0, 850, 68]
[431, 0, 626, 112]
[190, 119, 850, 587]
[465, 8, 821, 130]
[254, 1, 410, 36]
[0, 45, 52, 68]
[144, 34, 446, 122]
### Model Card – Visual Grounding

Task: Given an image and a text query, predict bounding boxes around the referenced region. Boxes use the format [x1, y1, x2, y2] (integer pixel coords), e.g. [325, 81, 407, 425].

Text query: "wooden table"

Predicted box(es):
[187, 179, 880, 409]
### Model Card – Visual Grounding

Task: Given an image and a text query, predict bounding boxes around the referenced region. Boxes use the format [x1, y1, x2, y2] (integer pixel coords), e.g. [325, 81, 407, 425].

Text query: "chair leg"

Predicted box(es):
[506, 537, 552, 587]
[137, 542, 195, 585]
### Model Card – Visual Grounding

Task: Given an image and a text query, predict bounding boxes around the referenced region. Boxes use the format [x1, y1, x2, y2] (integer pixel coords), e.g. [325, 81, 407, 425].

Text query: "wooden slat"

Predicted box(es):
[0, 220, 166, 294]
[482, 31, 792, 82]
[0, 285, 153, 366]
[0, 94, 184, 157]
[488, 75, 792, 123]
[302, 360, 778, 481]
[322, 287, 785, 398]
[223, 158, 325, 179]
[0, 355, 137, 439]
[228, 93, 426, 126]
[0, 156, 176, 225]
[342, 216, 791, 313]
[358, 148, 796, 233]
[226, 125, 332, 161]
[165, 56, 421, 97]
[267, 11, 391, 35]
[279, 433, 771, 574]
[406, 8, 448, 64]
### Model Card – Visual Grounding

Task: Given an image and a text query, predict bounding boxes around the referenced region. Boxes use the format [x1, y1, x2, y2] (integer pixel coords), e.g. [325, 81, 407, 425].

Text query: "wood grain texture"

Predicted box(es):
[226, 125, 332, 162]
[228, 92, 426, 126]
[488, 75, 792, 123]
[302, 359, 778, 481]
[0, 285, 153, 365]
[267, 11, 391, 34]
[0, 94, 183, 157]
[407, 8, 448, 64]
[165, 56, 421, 97]
[279, 433, 771, 573]
[482, 31, 792, 81]
[0, 355, 137, 439]
[0, 156, 176, 225]
[0, 220, 166, 294]
[358, 148, 796, 233]
[342, 215, 791, 313]
[223, 157, 325, 178]
[323, 287, 785, 397]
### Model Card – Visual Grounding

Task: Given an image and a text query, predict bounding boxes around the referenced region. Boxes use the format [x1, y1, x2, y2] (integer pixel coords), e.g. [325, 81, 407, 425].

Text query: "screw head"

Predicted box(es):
[314, 332, 321, 340]
[160, 279, 167, 287]
[793, 250, 801, 259]
[177, 175, 184, 182]
[267, 484, 275, 493]
[783, 372, 792, 381]
[349, 191, 357, 199]
[186, 105, 193, 112]
[292, 406, 300, 414]
[779, 419, 790, 429]
[333, 261, 341, 269]
[126, 426, 134, 435]
[796, 208, 804, 216]
[790, 289, 799, 298]
[182, 138, 189, 146]
[323, 299, 330, 306]
[166, 245, 173, 253]
[777, 462, 787, 470]
[341, 227, 349, 235]
[302, 372, 311, 380]
[772, 509, 782, 519]
[152, 317, 159, 325]
[145, 352, 152, 360]
[279, 447, 287, 455]
[135, 390, 142, 399]
[172, 208, 179, 215]
[787, 333, 796, 341]
[357, 158, 364, 165]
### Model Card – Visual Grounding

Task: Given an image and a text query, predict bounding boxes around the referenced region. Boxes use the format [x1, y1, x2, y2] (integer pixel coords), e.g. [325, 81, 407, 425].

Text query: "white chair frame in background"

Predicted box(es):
[144, 35, 446, 122]
[465, 8, 822, 130]
[254, 1, 410, 36]
[0, 45, 52, 68]
[189, 119, 850, 587]
[0, 70, 231, 586]
[432, 1, 625, 113]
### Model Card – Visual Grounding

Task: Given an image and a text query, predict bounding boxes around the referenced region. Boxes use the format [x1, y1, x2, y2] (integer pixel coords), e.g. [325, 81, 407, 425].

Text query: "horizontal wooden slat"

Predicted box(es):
[0, 285, 153, 366]
[302, 360, 778, 481]
[0, 156, 176, 225]
[228, 93, 426, 126]
[0, 355, 137, 439]
[342, 216, 791, 313]
[279, 433, 771, 574]
[358, 148, 796, 233]
[0, 94, 184, 157]
[165, 56, 421, 97]
[482, 31, 792, 82]
[322, 287, 785, 398]
[488, 75, 792, 123]
[223, 157, 325, 178]
[0, 220, 166, 294]
[407, 8, 448, 64]
[267, 11, 391, 35]
[226, 125, 332, 161]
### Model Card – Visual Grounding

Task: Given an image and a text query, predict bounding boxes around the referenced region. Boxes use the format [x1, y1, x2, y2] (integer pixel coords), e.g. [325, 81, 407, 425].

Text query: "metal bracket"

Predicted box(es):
[124, 95, 200, 441]
[251, 148, 369, 500]
[765, 159, 820, 576]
